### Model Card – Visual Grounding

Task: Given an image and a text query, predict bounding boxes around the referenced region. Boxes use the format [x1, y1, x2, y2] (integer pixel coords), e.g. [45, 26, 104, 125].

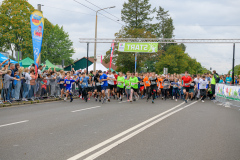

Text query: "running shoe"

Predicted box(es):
[70, 98, 73, 102]
[95, 98, 98, 102]
[185, 99, 187, 103]
[108, 98, 110, 102]
[175, 99, 178, 102]
[162, 97, 164, 100]
[99, 99, 101, 102]
[130, 99, 132, 102]
[152, 100, 154, 103]
[64, 97, 67, 101]
[141, 95, 144, 99]
[88, 97, 90, 100]
[127, 99, 130, 102]
[202, 100, 205, 102]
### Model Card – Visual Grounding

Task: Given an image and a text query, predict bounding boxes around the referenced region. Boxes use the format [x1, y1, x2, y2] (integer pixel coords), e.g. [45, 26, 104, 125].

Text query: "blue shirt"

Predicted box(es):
[219, 79, 224, 83]
[171, 82, 179, 88]
[100, 74, 108, 86]
[64, 79, 75, 90]
[226, 77, 232, 84]
[80, 76, 89, 88]
[14, 75, 19, 86]
[138, 77, 142, 88]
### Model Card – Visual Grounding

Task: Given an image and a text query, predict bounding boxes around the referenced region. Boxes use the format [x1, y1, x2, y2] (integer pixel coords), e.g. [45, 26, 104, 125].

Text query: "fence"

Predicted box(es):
[215, 83, 240, 107]
[0, 77, 80, 104]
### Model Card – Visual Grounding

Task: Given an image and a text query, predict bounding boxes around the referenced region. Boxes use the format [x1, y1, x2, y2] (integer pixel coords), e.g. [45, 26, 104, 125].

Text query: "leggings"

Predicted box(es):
[172, 88, 179, 98]
[150, 86, 157, 100]
[162, 89, 168, 99]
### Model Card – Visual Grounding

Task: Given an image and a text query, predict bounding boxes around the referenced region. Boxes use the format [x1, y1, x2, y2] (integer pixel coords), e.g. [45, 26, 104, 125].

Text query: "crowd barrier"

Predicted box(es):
[0, 78, 80, 104]
[215, 83, 240, 107]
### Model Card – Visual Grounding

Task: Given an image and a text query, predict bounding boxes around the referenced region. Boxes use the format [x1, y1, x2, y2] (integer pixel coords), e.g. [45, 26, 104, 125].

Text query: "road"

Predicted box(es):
[0, 98, 240, 160]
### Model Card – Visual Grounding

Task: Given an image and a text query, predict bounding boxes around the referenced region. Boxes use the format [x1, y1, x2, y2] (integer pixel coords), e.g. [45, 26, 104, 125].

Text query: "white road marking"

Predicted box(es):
[71, 106, 101, 113]
[84, 101, 198, 160]
[0, 120, 29, 128]
[67, 102, 185, 160]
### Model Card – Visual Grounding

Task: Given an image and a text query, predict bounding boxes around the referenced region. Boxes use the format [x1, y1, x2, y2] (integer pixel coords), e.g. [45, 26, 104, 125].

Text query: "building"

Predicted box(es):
[64, 57, 117, 71]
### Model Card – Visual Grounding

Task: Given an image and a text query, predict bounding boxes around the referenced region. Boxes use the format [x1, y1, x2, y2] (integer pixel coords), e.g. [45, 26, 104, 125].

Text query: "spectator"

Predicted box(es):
[50, 71, 57, 96]
[3, 70, 19, 101]
[211, 70, 220, 100]
[225, 74, 232, 84]
[22, 68, 32, 101]
[29, 69, 36, 99]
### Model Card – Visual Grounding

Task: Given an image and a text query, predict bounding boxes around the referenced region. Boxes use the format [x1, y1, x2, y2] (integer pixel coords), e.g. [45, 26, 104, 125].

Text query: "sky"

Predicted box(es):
[1, 0, 240, 74]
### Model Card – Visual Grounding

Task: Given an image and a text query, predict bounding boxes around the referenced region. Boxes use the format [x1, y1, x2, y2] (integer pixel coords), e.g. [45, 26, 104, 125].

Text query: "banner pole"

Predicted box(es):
[135, 52, 137, 73]
[232, 43, 235, 85]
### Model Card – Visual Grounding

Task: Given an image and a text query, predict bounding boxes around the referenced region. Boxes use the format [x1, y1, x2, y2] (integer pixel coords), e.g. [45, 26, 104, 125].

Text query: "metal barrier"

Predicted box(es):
[0, 77, 80, 103]
[215, 83, 240, 107]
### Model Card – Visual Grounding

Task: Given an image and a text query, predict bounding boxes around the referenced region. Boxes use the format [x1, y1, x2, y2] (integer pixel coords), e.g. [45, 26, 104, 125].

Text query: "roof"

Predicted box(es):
[64, 57, 117, 71]
[41, 59, 62, 71]
[20, 57, 34, 66]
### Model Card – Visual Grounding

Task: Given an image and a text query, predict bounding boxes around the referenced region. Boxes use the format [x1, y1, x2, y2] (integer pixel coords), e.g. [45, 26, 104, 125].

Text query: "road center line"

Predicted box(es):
[71, 106, 101, 113]
[67, 102, 185, 160]
[0, 120, 29, 128]
[84, 101, 198, 160]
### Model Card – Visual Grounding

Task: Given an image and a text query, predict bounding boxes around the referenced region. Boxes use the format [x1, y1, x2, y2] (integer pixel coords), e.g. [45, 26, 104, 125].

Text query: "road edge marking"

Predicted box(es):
[71, 106, 101, 113]
[0, 120, 29, 128]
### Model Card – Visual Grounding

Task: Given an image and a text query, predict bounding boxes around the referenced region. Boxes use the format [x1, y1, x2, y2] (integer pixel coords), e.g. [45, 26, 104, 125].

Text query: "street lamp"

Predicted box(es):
[93, 6, 115, 72]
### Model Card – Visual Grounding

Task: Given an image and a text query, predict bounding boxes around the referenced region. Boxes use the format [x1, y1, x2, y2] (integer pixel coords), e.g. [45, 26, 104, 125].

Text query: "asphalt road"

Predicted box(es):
[0, 97, 240, 160]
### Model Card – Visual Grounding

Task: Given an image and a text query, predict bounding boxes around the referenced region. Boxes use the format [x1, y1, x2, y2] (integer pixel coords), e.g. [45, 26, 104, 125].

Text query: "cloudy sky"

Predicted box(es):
[1, 0, 240, 74]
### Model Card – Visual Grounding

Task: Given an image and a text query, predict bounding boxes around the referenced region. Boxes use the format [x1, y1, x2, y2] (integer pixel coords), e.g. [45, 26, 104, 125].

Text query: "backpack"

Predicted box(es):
[214, 74, 220, 83]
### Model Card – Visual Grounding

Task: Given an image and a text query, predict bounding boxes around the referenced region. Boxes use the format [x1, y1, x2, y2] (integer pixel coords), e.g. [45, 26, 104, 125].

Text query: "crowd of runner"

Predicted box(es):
[0, 59, 231, 104]
[61, 69, 221, 104]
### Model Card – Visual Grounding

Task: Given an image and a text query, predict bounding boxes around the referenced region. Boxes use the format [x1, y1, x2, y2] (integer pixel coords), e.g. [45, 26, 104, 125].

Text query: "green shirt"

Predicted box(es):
[125, 79, 131, 89]
[117, 76, 125, 88]
[130, 77, 139, 89]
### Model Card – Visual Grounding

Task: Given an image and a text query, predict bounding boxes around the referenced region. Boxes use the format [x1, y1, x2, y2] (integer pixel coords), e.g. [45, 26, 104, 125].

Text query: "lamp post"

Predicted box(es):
[93, 6, 115, 72]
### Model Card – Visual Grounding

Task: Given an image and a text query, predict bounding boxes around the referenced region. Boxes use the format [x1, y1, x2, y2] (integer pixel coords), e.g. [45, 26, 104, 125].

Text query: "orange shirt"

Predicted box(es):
[158, 78, 163, 89]
[143, 77, 150, 87]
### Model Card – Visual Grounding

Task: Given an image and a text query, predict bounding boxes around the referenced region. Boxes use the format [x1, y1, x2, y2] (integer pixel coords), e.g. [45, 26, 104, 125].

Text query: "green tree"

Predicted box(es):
[41, 24, 74, 65]
[0, 0, 35, 57]
[121, 0, 155, 29]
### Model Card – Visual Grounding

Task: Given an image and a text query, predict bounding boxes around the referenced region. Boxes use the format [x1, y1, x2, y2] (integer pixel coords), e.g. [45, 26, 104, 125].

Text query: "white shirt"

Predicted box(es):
[107, 74, 115, 85]
[199, 79, 208, 89]
[23, 72, 32, 84]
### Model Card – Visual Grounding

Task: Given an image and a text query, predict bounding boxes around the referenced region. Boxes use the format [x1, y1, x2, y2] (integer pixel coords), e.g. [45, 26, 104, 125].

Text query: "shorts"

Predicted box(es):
[95, 86, 102, 92]
[200, 89, 206, 96]
[140, 86, 144, 91]
[107, 84, 114, 90]
[113, 85, 117, 89]
[211, 84, 215, 95]
[131, 87, 138, 93]
[183, 87, 190, 92]
[87, 87, 93, 92]
[117, 87, 124, 94]
[66, 88, 72, 92]
[101, 86, 107, 91]
[189, 88, 194, 93]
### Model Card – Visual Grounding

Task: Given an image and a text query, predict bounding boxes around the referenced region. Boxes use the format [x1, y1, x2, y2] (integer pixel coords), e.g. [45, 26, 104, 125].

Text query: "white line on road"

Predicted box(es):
[67, 102, 185, 160]
[84, 101, 198, 160]
[0, 120, 29, 128]
[71, 106, 101, 113]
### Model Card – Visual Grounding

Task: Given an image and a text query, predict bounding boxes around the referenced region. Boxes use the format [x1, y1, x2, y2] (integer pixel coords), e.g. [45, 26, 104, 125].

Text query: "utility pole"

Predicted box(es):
[232, 43, 235, 85]
[37, 4, 42, 65]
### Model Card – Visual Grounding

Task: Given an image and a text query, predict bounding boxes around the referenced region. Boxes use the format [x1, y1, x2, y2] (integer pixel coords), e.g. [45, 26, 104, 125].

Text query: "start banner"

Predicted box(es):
[216, 83, 240, 101]
[118, 42, 158, 53]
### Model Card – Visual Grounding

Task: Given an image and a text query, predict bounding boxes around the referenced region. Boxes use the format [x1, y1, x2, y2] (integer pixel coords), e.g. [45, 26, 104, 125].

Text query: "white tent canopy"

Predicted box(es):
[82, 62, 108, 72]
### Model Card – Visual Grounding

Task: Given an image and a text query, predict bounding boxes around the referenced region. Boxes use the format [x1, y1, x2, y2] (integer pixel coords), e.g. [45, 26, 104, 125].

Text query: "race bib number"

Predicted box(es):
[173, 85, 177, 88]
[96, 82, 101, 86]
[88, 84, 92, 87]
[146, 81, 149, 84]
[151, 82, 156, 85]
[131, 83, 134, 86]
[126, 86, 131, 89]
[185, 83, 190, 86]
[118, 83, 122, 86]
[82, 82, 86, 86]
[141, 82, 144, 85]
[164, 83, 169, 86]
[190, 83, 194, 86]
[66, 81, 70, 84]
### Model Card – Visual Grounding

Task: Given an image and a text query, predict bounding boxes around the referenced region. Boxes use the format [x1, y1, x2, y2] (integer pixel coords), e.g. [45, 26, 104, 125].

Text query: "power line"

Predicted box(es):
[73, 0, 124, 26]
[85, 0, 121, 21]
[175, 25, 240, 27]
[44, 5, 96, 16]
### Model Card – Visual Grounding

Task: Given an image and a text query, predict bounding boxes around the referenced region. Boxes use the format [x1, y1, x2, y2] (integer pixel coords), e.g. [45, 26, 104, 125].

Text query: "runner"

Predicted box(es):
[80, 73, 89, 102]
[199, 75, 208, 102]
[189, 79, 196, 100]
[171, 78, 179, 101]
[181, 71, 192, 103]
[107, 70, 116, 102]
[157, 75, 163, 98]
[162, 75, 170, 100]
[139, 74, 145, 99]
[125, 73, 131, 101]
[143, 73, 150, 102]
[93, 71, 101, 102]
[194, 74, 201, 100]
[63, 74, 75, 102]
[129, 73, 139, 102]
[116, 72, 125, 101]
[87, 75, 94, 101]
[99, 70, 108, 103]
[113, 71, 118, 98]
[58, 74, 65, 99]
[149, 72, 158, 103]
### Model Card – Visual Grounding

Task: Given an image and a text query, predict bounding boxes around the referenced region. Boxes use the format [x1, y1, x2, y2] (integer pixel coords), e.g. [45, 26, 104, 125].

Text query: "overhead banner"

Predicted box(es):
[118, 42, 158, 53]
[30, 10, 44, 69]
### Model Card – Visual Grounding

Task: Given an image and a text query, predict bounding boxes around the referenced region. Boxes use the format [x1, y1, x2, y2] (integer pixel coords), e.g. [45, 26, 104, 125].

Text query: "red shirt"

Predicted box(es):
[114, 74, 118, 85]
[182, 76, 192, 87]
